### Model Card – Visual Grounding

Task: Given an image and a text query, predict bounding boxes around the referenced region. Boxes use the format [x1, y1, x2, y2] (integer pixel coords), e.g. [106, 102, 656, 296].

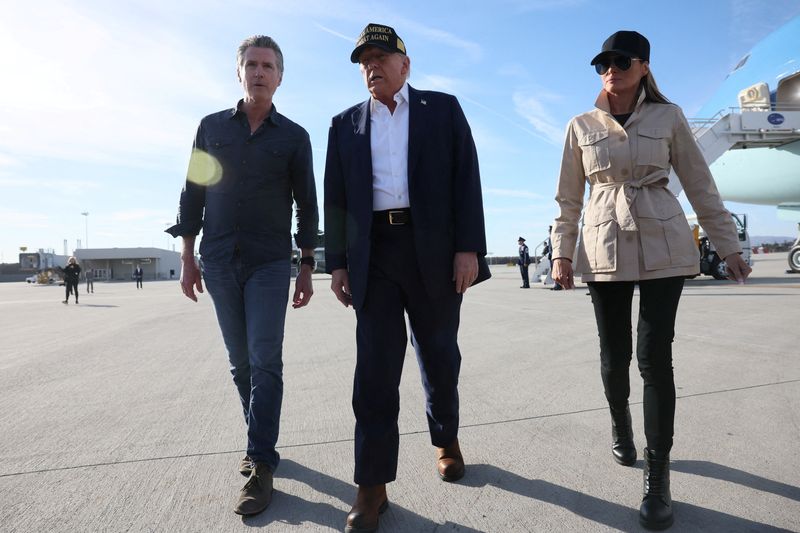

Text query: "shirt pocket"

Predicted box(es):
[256, 146, 290, 181]
[578, 129, 611, 176]
[203, 138, 236, 192]
[636, 128, 670, 169]
[637, 201, 698, 270]
[580, 208, 617, 273]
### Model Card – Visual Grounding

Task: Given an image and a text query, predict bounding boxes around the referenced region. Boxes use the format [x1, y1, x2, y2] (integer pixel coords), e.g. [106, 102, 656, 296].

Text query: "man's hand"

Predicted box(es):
[180, 257, 204, 302]
[453, 252, 478, 294]
[331, 268, 353, 307]
[724, 253, 752, 284]
[292, 265, 314, 308]
[552, 258, 575, 290]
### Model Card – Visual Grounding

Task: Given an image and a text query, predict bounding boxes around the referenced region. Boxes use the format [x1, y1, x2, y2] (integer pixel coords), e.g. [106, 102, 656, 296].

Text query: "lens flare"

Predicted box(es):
[187, 149, 222, 186]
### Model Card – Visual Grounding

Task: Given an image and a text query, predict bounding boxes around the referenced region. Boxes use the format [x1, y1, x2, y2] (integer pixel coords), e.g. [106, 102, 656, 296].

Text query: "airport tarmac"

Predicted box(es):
[0, 253, 798, 532]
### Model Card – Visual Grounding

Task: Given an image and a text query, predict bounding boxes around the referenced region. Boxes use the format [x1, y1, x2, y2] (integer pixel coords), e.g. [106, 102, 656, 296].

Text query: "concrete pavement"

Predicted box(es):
[0, 254, 797, 532]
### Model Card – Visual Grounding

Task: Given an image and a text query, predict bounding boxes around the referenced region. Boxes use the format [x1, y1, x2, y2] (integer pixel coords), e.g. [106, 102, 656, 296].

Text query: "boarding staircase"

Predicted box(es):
[668, 105, 800, 196]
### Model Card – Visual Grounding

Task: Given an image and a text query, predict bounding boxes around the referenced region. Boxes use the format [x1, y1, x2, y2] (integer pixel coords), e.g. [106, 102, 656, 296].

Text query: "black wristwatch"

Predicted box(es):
[299, 256, 316, 270]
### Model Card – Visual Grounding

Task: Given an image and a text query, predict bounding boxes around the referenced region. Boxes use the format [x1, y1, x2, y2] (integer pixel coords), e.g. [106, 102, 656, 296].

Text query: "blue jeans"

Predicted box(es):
[202, 258, 290, 471]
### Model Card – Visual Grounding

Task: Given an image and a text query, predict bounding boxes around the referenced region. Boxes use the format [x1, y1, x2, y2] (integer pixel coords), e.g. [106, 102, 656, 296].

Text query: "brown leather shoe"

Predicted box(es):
[436, 439, 465, 482]
[233, 462, 273, 516]
[345, 484, 389, 533]
[239, 455, 253, 477]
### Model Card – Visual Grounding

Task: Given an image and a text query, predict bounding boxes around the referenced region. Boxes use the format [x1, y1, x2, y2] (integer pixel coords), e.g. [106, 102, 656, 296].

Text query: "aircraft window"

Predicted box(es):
[731, 54, 750, 73]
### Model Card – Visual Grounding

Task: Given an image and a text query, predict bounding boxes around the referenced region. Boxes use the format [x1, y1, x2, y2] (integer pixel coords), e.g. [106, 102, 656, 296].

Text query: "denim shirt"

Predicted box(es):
[167, 101, 319, 266]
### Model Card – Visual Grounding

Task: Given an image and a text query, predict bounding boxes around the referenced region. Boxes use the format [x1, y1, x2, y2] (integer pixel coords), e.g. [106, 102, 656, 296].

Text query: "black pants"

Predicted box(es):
[587, 277, 684, 452]
[86, 279, 93, 293]
[65, 281, 79, 302]
[519, 263, 530, 287]
[136, 278, 143, 289]
[353, 219, 462, 486]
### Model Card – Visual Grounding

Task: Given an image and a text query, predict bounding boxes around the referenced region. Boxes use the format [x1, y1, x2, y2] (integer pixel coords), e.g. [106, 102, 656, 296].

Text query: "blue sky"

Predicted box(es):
[2, 0, 799, 263]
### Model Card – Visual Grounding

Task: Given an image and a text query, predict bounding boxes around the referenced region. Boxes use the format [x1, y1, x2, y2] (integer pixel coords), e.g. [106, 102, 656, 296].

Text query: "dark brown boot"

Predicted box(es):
[639, 448, 673, 530]
[233, 462, 273, 516]
[345, 484, 388, 533]
[610, 405, 636, 466]
[436, 439, 465, 482]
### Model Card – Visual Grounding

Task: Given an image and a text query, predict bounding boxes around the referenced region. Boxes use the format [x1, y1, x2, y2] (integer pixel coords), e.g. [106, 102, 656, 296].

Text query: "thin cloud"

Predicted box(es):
[0, 209, 50, 229]
[314, 22, 354, 43]
[411, 72, 556, 145]
[0, 3, 228, 170]
[512, 91, 565, 145]
[497, 63, 530, 79]
[397, 18, 483, 61]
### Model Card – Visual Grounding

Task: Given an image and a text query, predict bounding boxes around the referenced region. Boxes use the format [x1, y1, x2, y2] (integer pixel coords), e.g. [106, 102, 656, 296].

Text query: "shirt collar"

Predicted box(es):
[370, 82, 409, 114]
[229, 99, 282, 126]
[594, 88, 647, 114]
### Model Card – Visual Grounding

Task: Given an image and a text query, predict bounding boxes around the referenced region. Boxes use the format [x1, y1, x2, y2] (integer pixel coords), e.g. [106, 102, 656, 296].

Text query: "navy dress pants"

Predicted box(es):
[353, 220, 463, 486]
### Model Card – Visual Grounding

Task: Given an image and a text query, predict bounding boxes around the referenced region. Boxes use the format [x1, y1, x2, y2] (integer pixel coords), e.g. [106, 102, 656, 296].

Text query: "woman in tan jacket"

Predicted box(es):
[551, 31, 751, 530]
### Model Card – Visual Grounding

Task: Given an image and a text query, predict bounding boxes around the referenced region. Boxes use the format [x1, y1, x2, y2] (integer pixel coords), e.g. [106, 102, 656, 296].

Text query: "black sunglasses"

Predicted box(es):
[594, 56, 644, 75]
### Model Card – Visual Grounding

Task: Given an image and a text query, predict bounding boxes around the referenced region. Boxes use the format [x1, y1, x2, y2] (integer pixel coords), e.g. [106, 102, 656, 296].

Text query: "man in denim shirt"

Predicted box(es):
[166, 34, 318, 517]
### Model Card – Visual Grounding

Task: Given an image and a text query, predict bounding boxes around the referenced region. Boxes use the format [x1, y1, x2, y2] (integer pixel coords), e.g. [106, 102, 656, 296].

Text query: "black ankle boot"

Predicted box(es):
[639, 448, 673, 530]
[610, 406, 636, 466]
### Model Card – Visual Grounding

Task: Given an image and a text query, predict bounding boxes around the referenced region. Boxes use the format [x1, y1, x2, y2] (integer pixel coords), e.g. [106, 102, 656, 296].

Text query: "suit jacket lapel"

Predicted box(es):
[351, 99, 374, 211]
[407, 85, 424, 186]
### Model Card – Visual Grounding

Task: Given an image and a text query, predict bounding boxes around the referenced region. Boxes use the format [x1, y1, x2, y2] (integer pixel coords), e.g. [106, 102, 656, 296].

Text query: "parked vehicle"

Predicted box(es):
[687, 213, 752, 280]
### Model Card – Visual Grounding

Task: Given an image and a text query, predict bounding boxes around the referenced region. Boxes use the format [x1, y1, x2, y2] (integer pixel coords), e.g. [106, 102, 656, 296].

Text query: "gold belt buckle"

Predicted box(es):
[389, 210, 403, 225]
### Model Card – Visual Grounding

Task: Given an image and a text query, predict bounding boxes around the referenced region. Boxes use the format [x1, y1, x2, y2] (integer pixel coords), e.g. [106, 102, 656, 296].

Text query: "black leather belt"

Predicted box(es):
[373, 208, 411, 225]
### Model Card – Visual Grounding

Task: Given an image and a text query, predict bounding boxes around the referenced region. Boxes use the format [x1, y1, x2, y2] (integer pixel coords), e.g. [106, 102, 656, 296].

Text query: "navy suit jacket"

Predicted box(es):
[324, 85, 489, 311]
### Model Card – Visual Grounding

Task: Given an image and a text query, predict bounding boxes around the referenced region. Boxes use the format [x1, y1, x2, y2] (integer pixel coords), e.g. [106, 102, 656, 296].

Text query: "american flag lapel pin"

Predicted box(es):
[421, 99, 427, 105]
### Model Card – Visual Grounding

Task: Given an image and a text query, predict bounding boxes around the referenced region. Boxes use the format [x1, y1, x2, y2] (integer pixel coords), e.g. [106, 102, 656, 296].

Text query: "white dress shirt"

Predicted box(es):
[370, 82, 410, 211]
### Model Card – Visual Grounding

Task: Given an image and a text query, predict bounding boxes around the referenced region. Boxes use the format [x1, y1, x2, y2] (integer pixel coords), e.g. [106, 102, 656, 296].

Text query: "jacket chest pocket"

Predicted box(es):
[578, 130, 611, 176]
[636, 128, 670, 169]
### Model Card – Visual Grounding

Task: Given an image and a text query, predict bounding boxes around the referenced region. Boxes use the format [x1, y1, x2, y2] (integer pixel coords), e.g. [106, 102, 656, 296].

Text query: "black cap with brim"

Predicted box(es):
[590, 30, 650, 65]
[350, 23, 407, 63]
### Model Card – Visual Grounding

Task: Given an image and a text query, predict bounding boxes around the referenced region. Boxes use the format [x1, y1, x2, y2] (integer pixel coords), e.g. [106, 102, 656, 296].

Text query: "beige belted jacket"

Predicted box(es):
[551, 90, 741, 282]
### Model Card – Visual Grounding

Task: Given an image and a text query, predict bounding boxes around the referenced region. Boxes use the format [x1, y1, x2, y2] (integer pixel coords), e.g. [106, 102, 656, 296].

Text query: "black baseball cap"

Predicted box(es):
[590, 30, 650, 65]
[350, 23, 407, 63]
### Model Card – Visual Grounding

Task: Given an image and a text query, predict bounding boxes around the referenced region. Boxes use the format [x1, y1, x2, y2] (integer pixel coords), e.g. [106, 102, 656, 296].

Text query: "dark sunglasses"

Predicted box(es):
[594, 56, 644, 75]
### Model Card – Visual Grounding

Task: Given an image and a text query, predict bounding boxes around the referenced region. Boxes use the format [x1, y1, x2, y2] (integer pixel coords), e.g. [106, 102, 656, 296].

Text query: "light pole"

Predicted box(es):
[81, 212, 89, 249]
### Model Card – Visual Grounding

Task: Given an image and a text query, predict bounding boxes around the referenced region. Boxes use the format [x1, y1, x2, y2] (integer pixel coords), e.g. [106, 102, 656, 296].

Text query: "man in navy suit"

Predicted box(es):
[324, 23, 489, 533]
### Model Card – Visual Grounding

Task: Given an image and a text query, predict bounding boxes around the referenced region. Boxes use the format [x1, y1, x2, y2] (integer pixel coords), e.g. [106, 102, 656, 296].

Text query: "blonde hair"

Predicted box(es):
[68, 256, 78, 264]
[640, 71, 671, 104]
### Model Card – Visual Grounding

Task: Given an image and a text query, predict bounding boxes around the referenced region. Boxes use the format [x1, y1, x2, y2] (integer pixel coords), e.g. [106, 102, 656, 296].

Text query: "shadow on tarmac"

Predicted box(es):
[241, 459, 483, 531]
[672, 460, 800, 502]
[458, 463, 793, 532]
[684, 276, 800, 287]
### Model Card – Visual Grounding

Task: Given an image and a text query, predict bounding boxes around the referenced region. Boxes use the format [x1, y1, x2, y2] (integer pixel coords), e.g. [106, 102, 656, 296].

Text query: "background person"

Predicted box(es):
[550, 30, 751, 530]
[134, 265, 143, 289]
[85, 267, 94, 293]
[61, 257, 81, 304]
[543, 226, 561, 290]
[325, 23, 489, 533]
[518, 237, 530, 288]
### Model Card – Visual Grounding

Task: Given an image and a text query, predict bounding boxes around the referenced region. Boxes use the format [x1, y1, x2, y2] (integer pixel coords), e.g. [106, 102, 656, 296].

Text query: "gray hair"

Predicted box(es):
[237, 35, 284, 74]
